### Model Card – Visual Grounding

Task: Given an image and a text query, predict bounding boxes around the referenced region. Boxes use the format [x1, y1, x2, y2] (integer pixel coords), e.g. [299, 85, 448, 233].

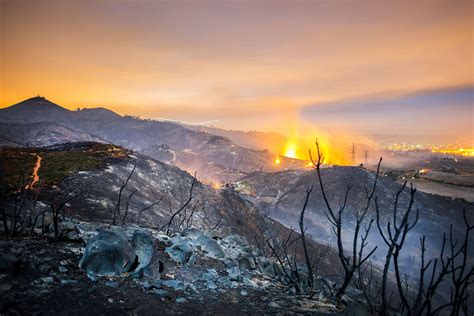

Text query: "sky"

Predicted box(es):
[0, 0, 472, 144]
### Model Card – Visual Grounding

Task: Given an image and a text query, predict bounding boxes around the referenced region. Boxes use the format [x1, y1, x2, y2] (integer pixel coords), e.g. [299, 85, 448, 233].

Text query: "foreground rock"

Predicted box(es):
[0, 234, 343, 315]
[74, 224, 348, 313]
[79, 229, 137, 276]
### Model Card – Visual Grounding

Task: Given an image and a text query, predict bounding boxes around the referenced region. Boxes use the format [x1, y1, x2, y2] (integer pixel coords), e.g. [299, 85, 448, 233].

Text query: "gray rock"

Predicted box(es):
[141, 280, 162, 290]
[181, 228, 204, 240]
[201, 269, 219, 289]
[238, 255, 256, 270]
[226, 266, 242, 281]
[132, 268, 144, 279]
[202, 269, 219, 281]
[165, 236, 193, 264]
[194, 235, 225, 259]
[131, 230, 154, 270]
[207, 281, 218, 290]
[223, 234, 247, 246]
[206, 230, 223, 240]
[40, 276, 54, 284]
[60, 279, 78, 285]
[142, 255, 164, 280]
[60, 219, 76, 231]
[65, 231, 81, 241]
[79, 229, 137, 276]
[152, 288, 168, 297]
[162, 279, 185, 291]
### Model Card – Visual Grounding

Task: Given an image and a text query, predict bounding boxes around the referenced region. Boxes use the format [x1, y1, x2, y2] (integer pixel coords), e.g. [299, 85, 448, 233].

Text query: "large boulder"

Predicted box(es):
[79, 229, 137, 276]
[194, 235, 225, 259]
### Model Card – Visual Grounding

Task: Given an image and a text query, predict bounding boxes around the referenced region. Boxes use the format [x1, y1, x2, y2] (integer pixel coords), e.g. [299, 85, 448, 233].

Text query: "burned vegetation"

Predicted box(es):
[0, 141, 472, 315]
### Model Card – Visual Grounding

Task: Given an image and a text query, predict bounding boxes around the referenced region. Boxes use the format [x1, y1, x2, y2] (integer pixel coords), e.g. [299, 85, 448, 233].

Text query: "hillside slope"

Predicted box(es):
[233, 166, 474, 275]
[0, 97, 306, 182]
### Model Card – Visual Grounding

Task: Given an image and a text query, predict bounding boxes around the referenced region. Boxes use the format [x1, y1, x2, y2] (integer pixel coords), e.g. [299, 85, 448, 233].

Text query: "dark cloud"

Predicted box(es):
[300, 86, 473, 140]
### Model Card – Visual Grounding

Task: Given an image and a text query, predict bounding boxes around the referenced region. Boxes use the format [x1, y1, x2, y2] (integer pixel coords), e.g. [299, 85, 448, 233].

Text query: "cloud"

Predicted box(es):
[300, 86, 473, 140]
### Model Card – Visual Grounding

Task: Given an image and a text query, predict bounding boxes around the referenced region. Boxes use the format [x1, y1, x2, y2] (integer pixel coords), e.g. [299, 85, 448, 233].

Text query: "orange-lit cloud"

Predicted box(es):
[0, 0, 472, 138]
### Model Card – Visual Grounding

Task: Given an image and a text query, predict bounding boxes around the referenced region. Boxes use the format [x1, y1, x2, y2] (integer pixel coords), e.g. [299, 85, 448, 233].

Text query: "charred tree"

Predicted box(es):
[113, 165, 136, 226]
[309, 139, 381, 300]
[162, 172, 198, 234]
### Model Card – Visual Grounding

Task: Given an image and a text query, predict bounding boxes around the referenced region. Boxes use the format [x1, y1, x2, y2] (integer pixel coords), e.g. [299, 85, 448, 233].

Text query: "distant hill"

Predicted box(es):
[0, 96, 307, 183]
[0, 96, 74, 124]
[185, 125, 288, 153]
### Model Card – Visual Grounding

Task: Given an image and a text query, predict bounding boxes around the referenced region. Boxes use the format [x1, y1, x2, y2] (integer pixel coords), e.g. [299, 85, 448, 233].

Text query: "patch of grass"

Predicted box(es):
[0, 142, 130, 192]
[38, 151, 103, 187]
[0, 148, 37, 192]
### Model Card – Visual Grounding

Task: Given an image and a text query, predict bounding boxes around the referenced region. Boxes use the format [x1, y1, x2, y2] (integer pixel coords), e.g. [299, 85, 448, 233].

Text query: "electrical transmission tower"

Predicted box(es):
[350, 143, 356, 164]
[364, 150, 368, 164]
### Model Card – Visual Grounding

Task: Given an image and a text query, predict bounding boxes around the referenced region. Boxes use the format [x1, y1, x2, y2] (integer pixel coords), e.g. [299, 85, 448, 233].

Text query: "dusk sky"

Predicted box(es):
[1, 0, 472, 143]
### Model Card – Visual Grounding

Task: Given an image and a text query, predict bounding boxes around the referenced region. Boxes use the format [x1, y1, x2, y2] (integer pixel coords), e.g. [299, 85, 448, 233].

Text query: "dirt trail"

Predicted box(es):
[26, 154, 42, 190]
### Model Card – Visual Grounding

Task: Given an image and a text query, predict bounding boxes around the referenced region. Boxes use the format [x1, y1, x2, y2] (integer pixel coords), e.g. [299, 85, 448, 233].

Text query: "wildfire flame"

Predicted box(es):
[273, 136, 353, 167]
[283, 141, 298, 159]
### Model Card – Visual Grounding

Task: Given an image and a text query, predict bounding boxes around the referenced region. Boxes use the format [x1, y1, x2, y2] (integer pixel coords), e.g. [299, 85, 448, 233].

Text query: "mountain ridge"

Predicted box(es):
[0, 96, 307, 183]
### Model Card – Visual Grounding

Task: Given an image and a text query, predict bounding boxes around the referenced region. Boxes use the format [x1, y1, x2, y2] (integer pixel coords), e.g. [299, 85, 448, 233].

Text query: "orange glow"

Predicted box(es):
[25, 154, 42, 190]
[283, 141, 298, 159]
[275, 158, 281, 165]
[275, 134, 353, 166]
